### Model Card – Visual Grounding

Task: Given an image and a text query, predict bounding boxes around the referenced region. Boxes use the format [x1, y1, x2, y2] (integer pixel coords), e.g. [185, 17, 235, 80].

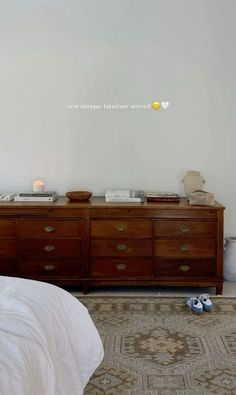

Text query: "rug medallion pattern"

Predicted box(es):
[79, 297, 236, 395]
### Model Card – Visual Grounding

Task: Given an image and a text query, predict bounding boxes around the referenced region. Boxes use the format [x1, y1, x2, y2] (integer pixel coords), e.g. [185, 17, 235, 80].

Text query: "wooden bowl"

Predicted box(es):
[66, 191, 92, 202]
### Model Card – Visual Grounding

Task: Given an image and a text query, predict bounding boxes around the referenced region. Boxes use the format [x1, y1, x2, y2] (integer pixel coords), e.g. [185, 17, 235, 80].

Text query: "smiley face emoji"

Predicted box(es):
[151, 101, 161, 110]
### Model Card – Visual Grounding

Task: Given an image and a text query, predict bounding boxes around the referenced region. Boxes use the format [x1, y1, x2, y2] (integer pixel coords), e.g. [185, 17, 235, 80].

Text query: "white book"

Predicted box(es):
[105, 197, 144, 202]
[105, 190, 131, 197]
[14, 196, 57, 202]
[105, 190, 144, 198]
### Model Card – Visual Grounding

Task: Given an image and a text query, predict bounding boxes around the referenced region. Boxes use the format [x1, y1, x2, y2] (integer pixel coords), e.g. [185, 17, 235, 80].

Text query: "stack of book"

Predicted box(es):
[146, 192, 180, 203]
[14, 191, 57, 202]
[105, 190, 145, 202]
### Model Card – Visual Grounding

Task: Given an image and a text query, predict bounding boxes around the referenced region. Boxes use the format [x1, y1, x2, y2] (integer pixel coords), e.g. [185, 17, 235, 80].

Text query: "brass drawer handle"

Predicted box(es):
[116, 225, 127, 232]
[179, 264, 190, 272]
[179, 225, 190, 233]
[180, 244, 189, 252]
[44, 225, 55, 233]
[116, 263, 127, 271]
[116, 244, 127, 251]
[44, 264, 55, 271]
[44, 245, 56, 252]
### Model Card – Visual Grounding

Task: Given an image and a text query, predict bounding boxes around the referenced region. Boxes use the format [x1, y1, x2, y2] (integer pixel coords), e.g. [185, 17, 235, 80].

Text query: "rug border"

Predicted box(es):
[75, 294, 236, 299]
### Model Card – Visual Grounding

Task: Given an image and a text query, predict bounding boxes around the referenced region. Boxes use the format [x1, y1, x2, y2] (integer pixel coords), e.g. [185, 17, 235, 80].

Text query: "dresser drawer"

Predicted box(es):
[19, 259, 83, 276]
[90, 258, 152, 278]
[0, 240, 16, 257]
[19, 239, 81, 258]
[154, 258, 216, 277]
[18, 220, 84, 238]
[155, 239, 215, 258]
[91, 240, 152, 257]
[90, 220, 152, 238]
[155, 220, 216, 238]
[0, 220, 16, 238]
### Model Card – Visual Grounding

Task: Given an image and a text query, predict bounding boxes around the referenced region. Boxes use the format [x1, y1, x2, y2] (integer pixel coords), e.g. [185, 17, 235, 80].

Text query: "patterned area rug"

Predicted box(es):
[79, 296, 236, 395]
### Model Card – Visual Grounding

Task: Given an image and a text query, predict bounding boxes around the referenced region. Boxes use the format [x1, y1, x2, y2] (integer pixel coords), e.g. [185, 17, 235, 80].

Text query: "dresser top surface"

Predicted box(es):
[0, 196, 225, 210]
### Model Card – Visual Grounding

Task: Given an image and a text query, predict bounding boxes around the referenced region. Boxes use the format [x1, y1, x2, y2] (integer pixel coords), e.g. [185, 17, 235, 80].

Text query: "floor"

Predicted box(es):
[71, 281, 236, 297]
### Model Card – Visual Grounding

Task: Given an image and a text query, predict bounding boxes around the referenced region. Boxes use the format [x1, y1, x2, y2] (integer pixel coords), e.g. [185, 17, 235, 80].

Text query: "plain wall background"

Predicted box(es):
[0, 0, 235, 235]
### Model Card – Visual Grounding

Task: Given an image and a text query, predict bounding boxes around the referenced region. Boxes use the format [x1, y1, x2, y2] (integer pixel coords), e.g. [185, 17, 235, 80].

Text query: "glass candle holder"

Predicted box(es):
[32, 179, 45, 192]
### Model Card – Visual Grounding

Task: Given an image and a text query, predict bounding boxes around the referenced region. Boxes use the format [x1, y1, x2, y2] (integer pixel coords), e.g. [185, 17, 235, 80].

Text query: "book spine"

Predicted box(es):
[105, 197, 143, 202]
[105, 194, 130, 198]
[14, 197, 57, 202]
[105, 191, 130, 198]
[146, 198, 180, 202]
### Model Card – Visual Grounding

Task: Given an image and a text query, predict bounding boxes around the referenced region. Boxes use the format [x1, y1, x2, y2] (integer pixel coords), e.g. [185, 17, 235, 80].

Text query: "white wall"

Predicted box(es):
[0, 0, 235, 235]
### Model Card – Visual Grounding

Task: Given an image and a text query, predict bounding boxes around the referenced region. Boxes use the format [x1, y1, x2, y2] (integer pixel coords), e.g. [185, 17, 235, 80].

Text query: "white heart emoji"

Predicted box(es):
[161, 101, 169, 110]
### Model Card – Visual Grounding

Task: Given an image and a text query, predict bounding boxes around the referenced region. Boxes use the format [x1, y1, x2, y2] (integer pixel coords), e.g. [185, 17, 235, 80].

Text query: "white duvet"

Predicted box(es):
[0, 276, 103, 395]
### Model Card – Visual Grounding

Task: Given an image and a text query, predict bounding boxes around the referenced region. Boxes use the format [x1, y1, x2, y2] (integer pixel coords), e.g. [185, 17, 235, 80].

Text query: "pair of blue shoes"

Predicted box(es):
[186, 294, 213, 314]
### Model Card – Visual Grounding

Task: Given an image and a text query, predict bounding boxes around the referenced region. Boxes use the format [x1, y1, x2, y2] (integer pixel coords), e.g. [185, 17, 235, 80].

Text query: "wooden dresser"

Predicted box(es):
[0, 197, 224, 294]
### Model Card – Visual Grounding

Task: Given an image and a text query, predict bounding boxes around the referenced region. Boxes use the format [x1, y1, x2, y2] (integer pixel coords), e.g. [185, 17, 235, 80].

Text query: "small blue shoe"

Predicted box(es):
[199, 294, 213, 311]
[186, 296, 203, 314]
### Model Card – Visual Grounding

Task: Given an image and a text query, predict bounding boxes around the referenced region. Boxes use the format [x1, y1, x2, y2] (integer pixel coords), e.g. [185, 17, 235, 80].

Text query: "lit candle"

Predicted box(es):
[32, 179, 45, 192]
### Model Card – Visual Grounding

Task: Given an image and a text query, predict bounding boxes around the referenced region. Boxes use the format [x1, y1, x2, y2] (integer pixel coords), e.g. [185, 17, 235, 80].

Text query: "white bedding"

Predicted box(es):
[0, 276, 103, 395]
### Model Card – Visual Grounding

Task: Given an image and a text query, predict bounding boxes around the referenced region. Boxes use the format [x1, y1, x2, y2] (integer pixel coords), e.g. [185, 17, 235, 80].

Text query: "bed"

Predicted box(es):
[0, 276, 104, 395]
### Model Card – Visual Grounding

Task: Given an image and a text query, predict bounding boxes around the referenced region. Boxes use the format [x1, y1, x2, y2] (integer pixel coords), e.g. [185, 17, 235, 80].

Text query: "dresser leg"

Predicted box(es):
[81, 285, 90, 295]
[216, 283, 223, 295]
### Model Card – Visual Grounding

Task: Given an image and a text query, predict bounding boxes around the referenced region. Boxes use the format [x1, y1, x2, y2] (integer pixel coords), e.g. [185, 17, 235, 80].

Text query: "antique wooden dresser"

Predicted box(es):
[0, 197, 224, 294]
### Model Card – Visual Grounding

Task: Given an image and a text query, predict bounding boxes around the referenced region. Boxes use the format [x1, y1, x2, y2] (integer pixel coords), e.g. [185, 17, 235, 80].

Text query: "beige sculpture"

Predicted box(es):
[182, 171, 205, 195]
[182, 171, 215, 206]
